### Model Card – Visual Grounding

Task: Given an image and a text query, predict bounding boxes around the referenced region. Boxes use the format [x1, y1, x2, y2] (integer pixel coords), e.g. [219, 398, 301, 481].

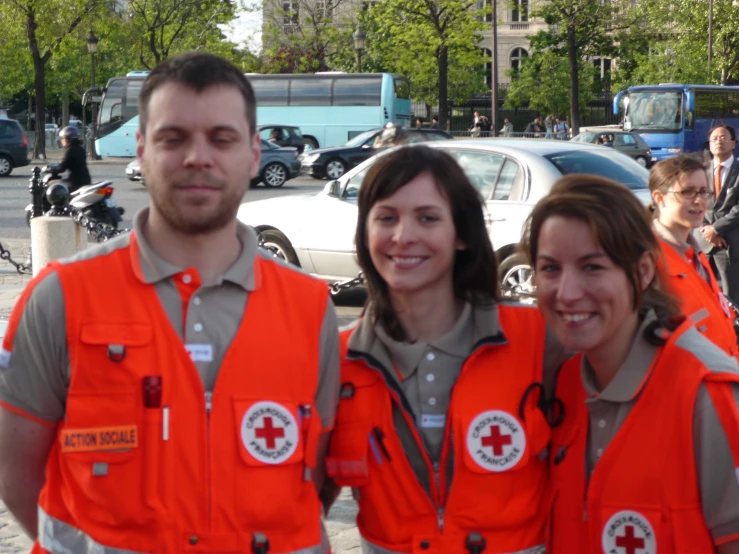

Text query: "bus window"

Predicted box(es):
[290, 78, 331, 106]
[250, 78, 289, 106]
[333, 78, 381, 106]
[393, 77, 410, 99]
[124, 79, 143, 122]
[99, 79, 125, 129]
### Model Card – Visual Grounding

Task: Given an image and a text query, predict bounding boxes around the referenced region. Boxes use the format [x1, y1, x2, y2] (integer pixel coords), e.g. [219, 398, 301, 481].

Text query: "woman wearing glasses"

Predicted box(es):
[649, 153, 738, 356]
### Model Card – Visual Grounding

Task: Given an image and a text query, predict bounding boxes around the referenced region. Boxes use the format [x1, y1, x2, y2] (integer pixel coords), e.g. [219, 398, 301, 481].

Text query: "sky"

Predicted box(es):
[222, 2, 263, 54]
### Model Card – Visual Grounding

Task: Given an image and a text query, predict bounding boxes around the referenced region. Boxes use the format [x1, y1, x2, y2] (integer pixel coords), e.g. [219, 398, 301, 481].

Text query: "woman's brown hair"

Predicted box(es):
[355, 145, 498, 341]
[648, 153, 709, 217]
[522, 174, 680, 322]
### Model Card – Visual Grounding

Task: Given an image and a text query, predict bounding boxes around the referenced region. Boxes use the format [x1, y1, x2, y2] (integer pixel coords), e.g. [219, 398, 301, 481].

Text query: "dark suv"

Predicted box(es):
[0, 119, 29, 177]
[258, 125, 307, 154]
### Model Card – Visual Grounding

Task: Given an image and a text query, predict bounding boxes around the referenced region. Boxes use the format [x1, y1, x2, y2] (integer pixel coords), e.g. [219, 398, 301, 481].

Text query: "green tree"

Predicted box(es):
[527, 0, 634, 134]
[363, 0, 488, 128]
[504, 49, 596, 117]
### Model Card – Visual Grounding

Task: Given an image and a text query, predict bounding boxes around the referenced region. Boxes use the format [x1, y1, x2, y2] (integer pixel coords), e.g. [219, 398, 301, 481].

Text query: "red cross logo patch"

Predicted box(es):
[240, 401, 299, 464]
[466, 410, 526, 472]
[602, 511, 657, 554]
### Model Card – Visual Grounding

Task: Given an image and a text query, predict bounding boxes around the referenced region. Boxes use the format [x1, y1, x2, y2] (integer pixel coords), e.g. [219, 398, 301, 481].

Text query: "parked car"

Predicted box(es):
[253, 139, 301, 188]
[126, 159, 143, 183]
[258, 125, 307, 154]
[0, 119, 30, 177]
[570, 129, 653, 167]
[238, 139, 651, 296]
[298, 128, 453, 180]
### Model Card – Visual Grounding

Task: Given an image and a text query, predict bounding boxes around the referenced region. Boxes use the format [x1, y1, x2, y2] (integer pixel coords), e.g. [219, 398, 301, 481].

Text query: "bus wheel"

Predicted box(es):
[303, 137, 319, 151]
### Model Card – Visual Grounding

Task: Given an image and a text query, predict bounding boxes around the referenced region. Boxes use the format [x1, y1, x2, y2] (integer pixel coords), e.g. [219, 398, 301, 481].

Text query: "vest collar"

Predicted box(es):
[129, 208, 259, 291]
[580, 311, 660, 403]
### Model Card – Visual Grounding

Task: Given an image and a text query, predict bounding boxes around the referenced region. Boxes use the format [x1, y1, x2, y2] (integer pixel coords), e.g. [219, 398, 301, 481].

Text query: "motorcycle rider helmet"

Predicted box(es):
[59, 125, 80, 142]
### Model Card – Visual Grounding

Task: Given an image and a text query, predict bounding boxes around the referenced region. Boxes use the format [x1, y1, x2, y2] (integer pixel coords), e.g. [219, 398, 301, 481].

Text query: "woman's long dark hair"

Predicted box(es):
[355, 145, 498, 341]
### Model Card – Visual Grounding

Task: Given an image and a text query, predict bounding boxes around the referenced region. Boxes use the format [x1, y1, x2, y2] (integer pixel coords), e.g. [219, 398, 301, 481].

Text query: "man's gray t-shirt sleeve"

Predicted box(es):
[315, 298, 340, 431]
[0, 271, 69, 424]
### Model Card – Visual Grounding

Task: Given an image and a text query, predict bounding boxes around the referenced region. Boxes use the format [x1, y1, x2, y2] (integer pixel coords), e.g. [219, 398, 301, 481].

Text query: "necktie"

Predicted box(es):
[715, 165, 722, 196]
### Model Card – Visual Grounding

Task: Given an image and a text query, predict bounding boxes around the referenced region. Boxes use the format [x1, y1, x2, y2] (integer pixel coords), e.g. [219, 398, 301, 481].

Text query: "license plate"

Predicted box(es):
[104, 198, 117, 208]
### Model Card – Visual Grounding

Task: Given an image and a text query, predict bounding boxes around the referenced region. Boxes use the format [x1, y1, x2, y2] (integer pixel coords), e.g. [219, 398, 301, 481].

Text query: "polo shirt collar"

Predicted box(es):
[580, 311, 660, 402]
[130, 207, 259, 291]
[653, 220, 699, 258]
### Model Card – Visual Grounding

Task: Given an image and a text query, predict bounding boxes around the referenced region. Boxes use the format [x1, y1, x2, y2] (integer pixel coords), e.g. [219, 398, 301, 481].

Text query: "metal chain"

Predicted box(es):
[64, 206, 131, 242]
[0, 241, 32, 275]
[329, 272, 365, 295]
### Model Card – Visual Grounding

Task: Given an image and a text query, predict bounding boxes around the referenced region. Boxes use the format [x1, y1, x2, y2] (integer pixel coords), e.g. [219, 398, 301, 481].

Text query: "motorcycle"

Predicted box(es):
[25, 164, 124, 228]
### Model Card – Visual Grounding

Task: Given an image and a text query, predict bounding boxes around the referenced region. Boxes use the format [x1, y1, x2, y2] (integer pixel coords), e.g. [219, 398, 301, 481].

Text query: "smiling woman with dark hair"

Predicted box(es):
[323, 145, 569, 554]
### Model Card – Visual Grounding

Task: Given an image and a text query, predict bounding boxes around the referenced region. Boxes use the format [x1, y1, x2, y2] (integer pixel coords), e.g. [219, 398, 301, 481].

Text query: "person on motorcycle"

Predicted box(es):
[57, 125, 91, 193]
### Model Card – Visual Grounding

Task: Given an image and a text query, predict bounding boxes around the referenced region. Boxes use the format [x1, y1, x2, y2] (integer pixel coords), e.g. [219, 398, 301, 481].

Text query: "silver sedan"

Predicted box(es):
[237, 139, 651, 296]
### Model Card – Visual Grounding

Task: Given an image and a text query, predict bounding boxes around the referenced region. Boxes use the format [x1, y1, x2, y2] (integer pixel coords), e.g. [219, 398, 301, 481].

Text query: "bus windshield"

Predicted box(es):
[624, 91, 683, 132]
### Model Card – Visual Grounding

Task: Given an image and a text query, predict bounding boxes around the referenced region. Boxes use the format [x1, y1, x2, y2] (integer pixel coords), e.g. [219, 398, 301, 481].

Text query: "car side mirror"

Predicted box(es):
[324, 180, 341, 197]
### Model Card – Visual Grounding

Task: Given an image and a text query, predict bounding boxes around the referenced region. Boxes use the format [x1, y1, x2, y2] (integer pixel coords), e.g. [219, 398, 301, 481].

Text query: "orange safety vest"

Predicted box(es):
[658, 237, 738, 356]
[33, 234, 328, 554]
[327, 304, 551, 554]
[548, 319, 739, 554]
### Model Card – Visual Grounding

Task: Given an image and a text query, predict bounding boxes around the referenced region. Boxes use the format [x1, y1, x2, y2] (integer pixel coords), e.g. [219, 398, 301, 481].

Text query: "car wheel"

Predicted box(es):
[260, 230, 300, 266]
[499, 252, 535, 300]
[325, 159, 346, 180]
[303, 137, 319, 151]
[262, 162, 287, 188]
[635, 156, 648, 167]
[0, 155, 13, 177]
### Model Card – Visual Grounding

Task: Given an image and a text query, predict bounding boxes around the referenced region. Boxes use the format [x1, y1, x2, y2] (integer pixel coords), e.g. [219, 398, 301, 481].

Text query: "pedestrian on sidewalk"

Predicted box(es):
[323, 145, 569, 553]
[0, 51, 339, 553]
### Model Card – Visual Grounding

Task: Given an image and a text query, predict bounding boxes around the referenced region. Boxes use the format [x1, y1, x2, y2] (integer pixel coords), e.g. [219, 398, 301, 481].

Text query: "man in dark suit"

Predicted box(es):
[699, 124, 739, 303]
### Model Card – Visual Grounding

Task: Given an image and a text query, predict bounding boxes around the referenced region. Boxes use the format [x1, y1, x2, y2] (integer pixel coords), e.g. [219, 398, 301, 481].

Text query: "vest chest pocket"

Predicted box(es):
[78, 322, 154, 387]
[233, 399, 305, 467]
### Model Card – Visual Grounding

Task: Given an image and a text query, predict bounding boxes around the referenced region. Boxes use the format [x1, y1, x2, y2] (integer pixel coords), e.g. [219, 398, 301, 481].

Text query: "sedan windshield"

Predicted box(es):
[345, 130, 379, 147]
[624, 91, 683, 132]
[544, 150, 649, 190]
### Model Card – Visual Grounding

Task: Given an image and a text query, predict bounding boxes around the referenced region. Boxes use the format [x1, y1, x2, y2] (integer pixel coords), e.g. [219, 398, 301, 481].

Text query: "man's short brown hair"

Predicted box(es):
[138, 51, 257, 136]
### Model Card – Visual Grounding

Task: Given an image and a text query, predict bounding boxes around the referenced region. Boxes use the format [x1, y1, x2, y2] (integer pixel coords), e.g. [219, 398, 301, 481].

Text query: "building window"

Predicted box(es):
[477, 0, 493, 23]
[510, 48, 528, 71]
[282, 0, 299, 30]
[481, 48, 493, 88]
[512, 0, 528, 22]
[316, 0, 332, 19]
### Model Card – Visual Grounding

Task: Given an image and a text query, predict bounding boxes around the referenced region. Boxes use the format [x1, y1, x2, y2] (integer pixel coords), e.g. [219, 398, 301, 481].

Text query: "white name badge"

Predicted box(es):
[185, 343, 214, 362]
[0, 347, 10, 369]
[421, 414, 446, 428]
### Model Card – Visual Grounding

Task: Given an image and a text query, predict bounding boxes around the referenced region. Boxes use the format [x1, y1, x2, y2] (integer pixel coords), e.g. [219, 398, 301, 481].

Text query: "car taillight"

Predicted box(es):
[22, 133, 27, 148]
[95, 187, 114, 196]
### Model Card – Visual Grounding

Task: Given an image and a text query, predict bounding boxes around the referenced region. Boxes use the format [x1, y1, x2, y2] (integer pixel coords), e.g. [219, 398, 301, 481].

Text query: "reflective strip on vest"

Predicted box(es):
[39, 505, 328, 554]
[690, 307, 711, 325]
[361, 538, 547, 554]
[38, 505, 144, 554]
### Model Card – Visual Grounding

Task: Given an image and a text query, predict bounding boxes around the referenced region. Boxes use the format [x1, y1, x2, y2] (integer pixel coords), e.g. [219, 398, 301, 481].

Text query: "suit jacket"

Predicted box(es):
[697, 157, 739, 255]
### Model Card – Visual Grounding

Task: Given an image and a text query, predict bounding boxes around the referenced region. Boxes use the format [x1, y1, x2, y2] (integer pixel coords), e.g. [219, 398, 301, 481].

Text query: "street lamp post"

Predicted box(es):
[491, 0, 499, 137]
[87, 30, 101, 160]
[354, 24, 366, 73]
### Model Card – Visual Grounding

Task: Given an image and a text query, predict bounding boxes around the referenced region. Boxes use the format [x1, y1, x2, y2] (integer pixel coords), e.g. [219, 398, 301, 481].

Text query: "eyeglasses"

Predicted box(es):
[668, 188, 713, 200]
[710, 136, 733, 143]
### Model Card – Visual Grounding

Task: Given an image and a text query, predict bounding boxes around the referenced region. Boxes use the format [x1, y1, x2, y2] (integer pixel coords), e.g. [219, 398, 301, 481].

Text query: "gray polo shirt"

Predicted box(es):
[0, 208, 340, 430]
[653, 219, 710, 283]
[582, 313, 739, 542]
[346, 301, 570, 492]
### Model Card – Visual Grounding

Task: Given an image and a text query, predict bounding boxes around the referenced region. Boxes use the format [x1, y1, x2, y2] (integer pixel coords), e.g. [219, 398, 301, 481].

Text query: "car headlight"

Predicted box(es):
[667, 148, 681, 153]
[300, 153, 320, 163]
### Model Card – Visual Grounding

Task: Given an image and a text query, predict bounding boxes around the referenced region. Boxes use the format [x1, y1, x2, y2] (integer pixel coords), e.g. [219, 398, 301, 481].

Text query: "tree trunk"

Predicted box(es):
[567, 25, 580, 136]
[437, 45, 449, 130]
[26, 8, 46, 159]
[62, 93, 70, 127]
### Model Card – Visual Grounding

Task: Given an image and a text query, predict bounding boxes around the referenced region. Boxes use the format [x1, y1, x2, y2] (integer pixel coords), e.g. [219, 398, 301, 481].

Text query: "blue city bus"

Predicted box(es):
[613, 84, 739, 163]
[95, 71, 412, 157]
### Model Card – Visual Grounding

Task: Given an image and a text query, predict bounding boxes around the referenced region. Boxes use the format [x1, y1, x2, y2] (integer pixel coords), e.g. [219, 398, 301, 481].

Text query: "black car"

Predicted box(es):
[0, 119, 30, 177]
[299, 128, 452, 179]
[258, 125, 307, 154]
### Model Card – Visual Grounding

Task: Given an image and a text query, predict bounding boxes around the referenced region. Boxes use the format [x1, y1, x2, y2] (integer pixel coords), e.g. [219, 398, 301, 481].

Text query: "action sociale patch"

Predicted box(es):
[60, 425, 138, 453]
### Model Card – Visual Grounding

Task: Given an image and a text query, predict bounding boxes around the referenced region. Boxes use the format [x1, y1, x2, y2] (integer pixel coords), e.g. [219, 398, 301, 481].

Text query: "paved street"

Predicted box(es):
[0, 158, 362, 552]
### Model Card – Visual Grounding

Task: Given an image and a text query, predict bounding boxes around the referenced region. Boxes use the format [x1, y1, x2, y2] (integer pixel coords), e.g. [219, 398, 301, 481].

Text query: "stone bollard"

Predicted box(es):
[30, 217, 88, 276]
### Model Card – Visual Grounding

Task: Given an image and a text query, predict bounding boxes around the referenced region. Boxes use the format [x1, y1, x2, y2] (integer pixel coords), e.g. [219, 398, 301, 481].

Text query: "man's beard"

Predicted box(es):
[149, 173, 243, 235]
